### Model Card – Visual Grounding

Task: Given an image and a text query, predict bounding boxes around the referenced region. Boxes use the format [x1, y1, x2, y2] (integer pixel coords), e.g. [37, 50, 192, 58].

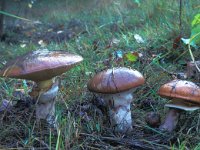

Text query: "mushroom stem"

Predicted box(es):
[102, 90, 133, 133]
[36, 99, 56, 124]
[159, 108, 181, 132]
[37, 79, 54, 91]
[37, 79, 59, 104]
[35, 79, 59, 126]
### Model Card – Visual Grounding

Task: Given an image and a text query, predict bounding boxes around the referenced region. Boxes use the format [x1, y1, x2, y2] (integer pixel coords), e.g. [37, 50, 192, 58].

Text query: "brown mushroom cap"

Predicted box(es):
[158, 80, 200, 104]
[0, 49, 83, 81]
[87, 67, 145, 94]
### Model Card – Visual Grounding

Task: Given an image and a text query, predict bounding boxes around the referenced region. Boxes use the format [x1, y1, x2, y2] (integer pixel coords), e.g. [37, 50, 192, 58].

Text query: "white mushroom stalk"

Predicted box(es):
[35, 79, 59, 126]
[102, 90, 133, 133]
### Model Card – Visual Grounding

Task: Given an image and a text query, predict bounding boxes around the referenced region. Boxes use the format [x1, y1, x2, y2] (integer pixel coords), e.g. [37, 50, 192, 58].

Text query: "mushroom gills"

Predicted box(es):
[165, 99, 200, 111]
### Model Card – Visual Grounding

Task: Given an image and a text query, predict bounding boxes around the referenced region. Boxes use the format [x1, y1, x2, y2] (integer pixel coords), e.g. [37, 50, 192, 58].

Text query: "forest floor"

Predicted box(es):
[0, 0, 200, 149]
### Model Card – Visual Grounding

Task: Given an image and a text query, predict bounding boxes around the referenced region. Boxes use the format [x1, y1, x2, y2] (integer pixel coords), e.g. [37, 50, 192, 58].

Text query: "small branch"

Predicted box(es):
[179, 0, 182, 35]
[79, 132, 170, 150]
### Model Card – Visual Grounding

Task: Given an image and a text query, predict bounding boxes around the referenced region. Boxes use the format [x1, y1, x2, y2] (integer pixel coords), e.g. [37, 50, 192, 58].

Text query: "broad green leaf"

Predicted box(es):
[190, 24, 200, 45]
[192, 14, 200, 27]
[125, 52, 138, 62]
[182, 14, 200, 47]
[181, 38, 197, 48]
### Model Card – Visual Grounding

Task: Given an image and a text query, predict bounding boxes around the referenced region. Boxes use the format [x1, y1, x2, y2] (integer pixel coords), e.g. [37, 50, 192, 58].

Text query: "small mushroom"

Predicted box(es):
[87, 67, 145, 133]
[187, 61, 200, 82]
[0, 49, 83, 124]
[145, 112, 161, 127]
[158, 80, 200, 132]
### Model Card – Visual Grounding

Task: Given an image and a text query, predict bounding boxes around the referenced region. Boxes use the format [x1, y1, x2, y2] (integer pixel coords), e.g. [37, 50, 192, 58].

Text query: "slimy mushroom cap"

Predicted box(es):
[158, 80, 200, 103]
[87, 67, 145, 94]
[0, 49, 83, 81]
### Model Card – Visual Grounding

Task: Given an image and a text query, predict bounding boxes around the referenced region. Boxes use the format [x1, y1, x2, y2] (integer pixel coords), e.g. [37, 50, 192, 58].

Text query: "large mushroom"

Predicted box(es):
[0, 49, 83, 124]
[87, 67, 145, 133]
[158, 80, 200, 132]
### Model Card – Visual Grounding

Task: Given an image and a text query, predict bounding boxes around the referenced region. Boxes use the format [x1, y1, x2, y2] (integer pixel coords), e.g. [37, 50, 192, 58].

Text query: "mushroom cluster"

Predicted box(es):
[158, 80, 200, 132]
[87, 67, 145, 133]
[0, 49, 83, 124]
[1, 49, 199, 135]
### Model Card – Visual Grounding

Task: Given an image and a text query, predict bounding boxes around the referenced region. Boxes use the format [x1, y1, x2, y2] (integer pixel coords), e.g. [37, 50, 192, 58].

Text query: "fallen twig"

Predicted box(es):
[80, 132, 171, 150]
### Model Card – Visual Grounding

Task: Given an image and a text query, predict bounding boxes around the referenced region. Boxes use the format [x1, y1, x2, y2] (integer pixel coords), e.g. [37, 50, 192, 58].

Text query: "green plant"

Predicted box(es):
[190, 13, 200, 45]
[188, 14, 200, 72]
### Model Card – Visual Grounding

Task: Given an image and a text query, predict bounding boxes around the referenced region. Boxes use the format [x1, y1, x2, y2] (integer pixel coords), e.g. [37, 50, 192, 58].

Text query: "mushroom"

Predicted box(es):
[0, 49, 83, 124]
[87, 67, 145, 133]
[187, 61, 200, 82]
[158, 80, 200, 132]
[145, 112, 161, 128]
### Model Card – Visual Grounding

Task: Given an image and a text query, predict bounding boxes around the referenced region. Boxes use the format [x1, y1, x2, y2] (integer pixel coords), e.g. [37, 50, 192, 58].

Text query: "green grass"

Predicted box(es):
[0, 0, 200, 149]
